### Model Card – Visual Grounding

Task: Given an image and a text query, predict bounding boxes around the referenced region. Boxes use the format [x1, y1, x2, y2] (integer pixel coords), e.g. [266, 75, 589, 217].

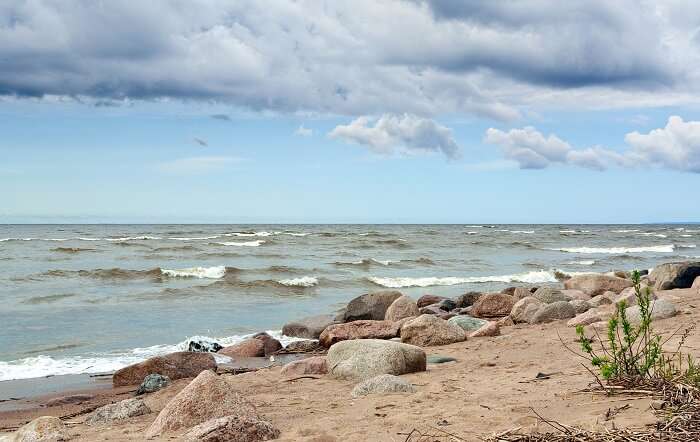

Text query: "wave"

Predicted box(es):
[334, 258, 393, 267]
[612, 229, 640, 233]
[105, 236, 162, 241]
[678, 244, 697, 249]
[152, 245, 199, 252]
[277, 276, 319, 287]
[636, 232, 668, 238]
[21, 293, 76, 305]
[224, 231, 276, 237]
[41, 268, 163, 280]
[161, 266, 231, 279]
[170, 236, 220, 241]
[565, 259, 596, 266]
[0, 331, 306, 381]
[51, 247, 96, 254]
[216, 240, 266, 247]
[367, 270, 559, 288]
[550, 245, 675, 254]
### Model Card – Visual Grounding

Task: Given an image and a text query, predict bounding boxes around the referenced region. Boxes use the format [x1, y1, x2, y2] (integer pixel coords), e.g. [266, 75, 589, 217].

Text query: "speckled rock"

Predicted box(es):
[182, 415, 280, 442]
[350, 374, 416, 397]
[530, 301, 577, 324]
[400, 314, 466, 346]
[87, 398, 151, 425]
[326, 339, 426, 381]
[384, 295, 420, 322]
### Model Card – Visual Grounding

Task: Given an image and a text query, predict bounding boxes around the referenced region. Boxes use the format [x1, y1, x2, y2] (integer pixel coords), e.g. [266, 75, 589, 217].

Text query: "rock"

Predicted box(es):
[183, 415, 280, 442]
[113, 352, 216, 387]
[187, 339, 223, 353]
[326, 339, 426, 381]
[282, 314, 337, 339]
[252, 332, 283, 356]
[530, 301, 577, 324]
[418, 304, 456, 319]
[567, 309, 605, 327]
[416, 294, 447, 308]
[44, 394, 93, 407]
[446, 315, 488, 332]
[400, 314, 466, 346]
[453, 292, 482, 308]
[284, 340, 325, 353]
[280, 356, 328, 376]
[649, 262, 700, 290]
[693, 276, 700, 290]
[589, 294, 613, 307]
[561, 289, 590, 301]
[136, 374, 171, 395]
[471, 293, 516, 318]
[86, 398, 151, 425]
[564, 274, 633, 297]
[319, 320, 399, 347]
[427, 355, 457, 364]
[350, 374, 416, 397]
[219, 338, 265, 358]
[469, 321, 500, 338]
[435, 299, 457, 311]
[513, 287, 536, 300]
[510, 297, 543, 323]
[384, 295, 420, 321]
[343, 291, 403, 322]
[145, 370, 258, 437]
[615, 286, 657, 306]
[625, 299, 677, 323]
[570, 299, 591, 314]
[501, 286, 517, 296]
[13, 416, 69, 442]
[532, 287, 572, 304]
[497, 315, 515, 327]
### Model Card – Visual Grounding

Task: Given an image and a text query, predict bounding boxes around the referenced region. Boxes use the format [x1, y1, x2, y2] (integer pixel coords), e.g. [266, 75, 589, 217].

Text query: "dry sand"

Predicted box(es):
[1, 287, 699, 441]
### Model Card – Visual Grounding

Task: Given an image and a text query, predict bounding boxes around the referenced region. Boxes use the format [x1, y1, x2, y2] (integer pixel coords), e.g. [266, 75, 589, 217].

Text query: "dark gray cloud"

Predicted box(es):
[210, 114, 232, 122]
[0, 1, 693, 117]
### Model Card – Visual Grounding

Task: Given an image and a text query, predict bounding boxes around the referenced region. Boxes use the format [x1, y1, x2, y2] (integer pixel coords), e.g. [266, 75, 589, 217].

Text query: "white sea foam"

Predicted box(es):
[282, 232, 310, 237]
[637, 232, 667, 238]
[277, 276, 319, 287]
[678, 244, 697, 249]
[566, 259, 596, 265]
[105, 236, 162, 241]
[552, 245, 675, 254]
[161, 266, 227, 279]
[511, 230, 535, 234]
[0, 331, 305, 381]
[612, 229, 640, 233]
[224, 231, 277, 237]
[466, 231, 478, 235]
[217, 240, 266, 247]
[367, 270, 559, 288]
[77, 237, 101, 241]
[170, 236, 220, 241]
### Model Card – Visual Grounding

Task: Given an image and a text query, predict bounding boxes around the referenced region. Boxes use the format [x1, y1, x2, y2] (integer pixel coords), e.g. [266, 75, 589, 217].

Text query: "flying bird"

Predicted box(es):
[193, 137, 208, 147]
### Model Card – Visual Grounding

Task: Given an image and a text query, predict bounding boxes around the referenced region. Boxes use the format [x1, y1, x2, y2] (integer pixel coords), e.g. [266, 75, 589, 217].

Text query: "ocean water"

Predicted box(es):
[1, 224, 698, 381]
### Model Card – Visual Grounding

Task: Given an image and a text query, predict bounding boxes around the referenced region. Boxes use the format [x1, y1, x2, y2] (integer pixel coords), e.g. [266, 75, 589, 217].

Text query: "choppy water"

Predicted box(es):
[1, 224, 698, 381]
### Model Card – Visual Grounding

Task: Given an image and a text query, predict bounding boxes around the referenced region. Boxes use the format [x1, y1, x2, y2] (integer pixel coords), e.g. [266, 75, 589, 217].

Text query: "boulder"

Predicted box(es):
[182, 415, 280, 442]
[319, 320, 399, 347]
[252, 332, 283, 356]
[282, 314, 336, 339]
[326, 339, 426, 381]
[570, 299, 591, 314]
[400, 314, 466, 346]
[453, 292, 482, 308]
[530, 301, 577, 324]
[145, 370, 257, 437]
[435, 299, 457, 311]
[284, 340, 325, 353]
[567, 309, 605, 327]
[86, 398, 151, 425]
[280, 356, 328, 376]
[187, 339, 223, 353]
[218, 339, 265, 358]
[136, 374, 171, 395]
[649, 262, 700, 290]
[498, 315, 515, 327]
[113, 352, 216, 387]
[564, 274, 632, 297]
[513, 287, 536, 300]
[615, 286, 657, 307]
[416, 294, 447, 308]
[469, 321, 500, 338]
[532, 287, 572, 304]
[447, 315, 488, 332]
[510, 297, 543, 323]
[693, 276, 700, 290]
[561, 289, 590, 301]
[501, 287, 518, 296]
[625, 299, 677, 323]
[384, 295, 420, 321]
[588, 294, 613, 307]
[344, 291, 403, 321]
[12, 416, 69, 442]
[471, 293, 516, 318]
[350, 374, 416, 398]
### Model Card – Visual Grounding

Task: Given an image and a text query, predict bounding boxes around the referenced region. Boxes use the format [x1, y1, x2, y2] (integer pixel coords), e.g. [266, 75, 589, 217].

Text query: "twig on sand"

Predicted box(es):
[283, 376, 320, 382]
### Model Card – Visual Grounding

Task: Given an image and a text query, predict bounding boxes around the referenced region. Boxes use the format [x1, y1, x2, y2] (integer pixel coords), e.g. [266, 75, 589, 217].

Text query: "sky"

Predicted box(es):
[1, 0, 700, 224]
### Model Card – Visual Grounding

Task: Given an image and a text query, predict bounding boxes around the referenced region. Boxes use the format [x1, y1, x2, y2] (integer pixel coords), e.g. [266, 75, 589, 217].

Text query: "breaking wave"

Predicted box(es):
[550, 245, 675, 254]
[277, 276, 319, 287]
[367, 270, 559, 288]
[161, 266, 230, 279]
[216, 240, 266, 247]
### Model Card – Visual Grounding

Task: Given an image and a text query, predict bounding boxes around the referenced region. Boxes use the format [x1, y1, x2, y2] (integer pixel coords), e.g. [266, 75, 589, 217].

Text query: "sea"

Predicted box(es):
[1, 224, 698, 382]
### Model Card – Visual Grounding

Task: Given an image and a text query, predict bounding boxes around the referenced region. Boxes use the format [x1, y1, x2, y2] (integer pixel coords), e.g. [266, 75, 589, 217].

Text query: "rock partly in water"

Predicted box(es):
[112, 352, 217, 387]
[350, 374, 416, 398]
[384, 295, 420, 321]
[282, 314, 337, 339]
[471, 293, 516, 318]
[435, 299, 457, 311]
[86, 398, 151, 425]
[280, 356, 328, 376]
[625, 299, 677, 323]
[469, 321, 500, 338]
[145, 370, 258, 438]
[446, 315, 488, 332]
[284, 340, 325, 353]
[649, 262, 700, 290]
[453, 292, 482, 308]
[510, 297, 543, 324]
[252, 332, 283, 356]
[416, 294, 447, 308]
[532, 287, 572, 304]
[530, 301, 577, 324]
[564, 274, 633, 297]
[319, 320, 399, 348]
[344, 291, 404, 322]
[12, 416, 69, 442]
[400, 314, 466, 347]
[218, 338, 266, 358]
[182, 415, 280, 442]
[187, 339, 223, 353]
[136, 373, 171, 395]
[326, 339, 426, 381]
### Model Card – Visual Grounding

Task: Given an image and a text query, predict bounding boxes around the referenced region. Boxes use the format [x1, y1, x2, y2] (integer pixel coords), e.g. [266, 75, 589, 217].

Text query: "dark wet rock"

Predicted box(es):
[252, 332, 283, 356]
[282, 314, 337, 339]
[649, 262, 700, 290]
[435, 299, 457, 311]
[426, 355, 457, 364]
[136, 373, 171, 395]
[502, 287, 517, 296]
[284, 340, 325, 353]
[187, 339, 223, 353]
[416, 294, 447, 308]
[453, 292, 482, 308]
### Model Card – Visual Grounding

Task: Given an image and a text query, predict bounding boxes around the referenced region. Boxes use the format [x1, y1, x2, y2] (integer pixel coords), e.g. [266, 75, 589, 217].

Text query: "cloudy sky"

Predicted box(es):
[1, 0, 699, 223]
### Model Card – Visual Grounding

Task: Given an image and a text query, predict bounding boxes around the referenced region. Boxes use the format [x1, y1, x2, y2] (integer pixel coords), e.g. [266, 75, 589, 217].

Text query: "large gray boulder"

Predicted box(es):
[510, 296, 543, 323]
[649, 262, 700, 290]
[400, 314, 467, 346]
[350, 374, 416, 397]
[326, 339, 426, 381]
[12, 416, 69, 442]
[112, 352, 216, 387]
[86, 398, 151, 425]
[343, 291, 403, 321]
[564, 274, 632, 297]
[532, 287, 572, 304]
[183, 415, 280, 442]
[282, 314, 337, 339]
[625, 299, 677, 323]
[530, 301, 577, 324]
[384, 295, 420, 321]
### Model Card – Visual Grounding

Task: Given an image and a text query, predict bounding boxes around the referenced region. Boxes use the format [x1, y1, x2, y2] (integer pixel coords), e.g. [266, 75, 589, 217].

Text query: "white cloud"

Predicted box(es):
[156, 156, 239, 175]
[294, 125, 313, 137]
[329, 114, 460, 159]
[624, 116, 700, 173]
[484, 126, 578, 169]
